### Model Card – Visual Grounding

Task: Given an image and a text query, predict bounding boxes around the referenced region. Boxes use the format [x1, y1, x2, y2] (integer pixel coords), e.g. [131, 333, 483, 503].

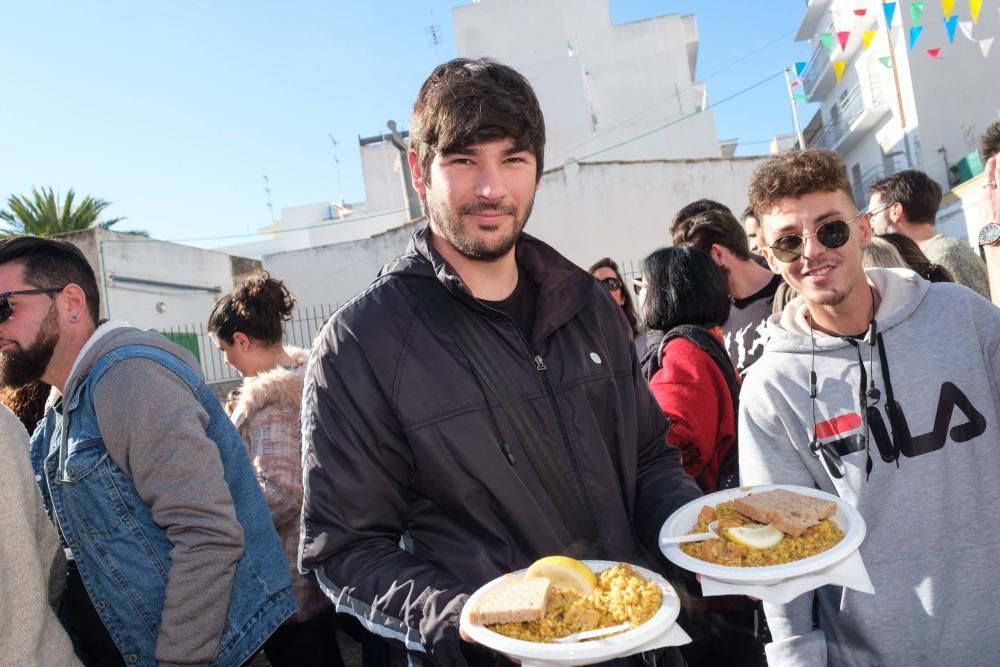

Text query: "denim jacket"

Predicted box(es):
[31, 340, 295, 666]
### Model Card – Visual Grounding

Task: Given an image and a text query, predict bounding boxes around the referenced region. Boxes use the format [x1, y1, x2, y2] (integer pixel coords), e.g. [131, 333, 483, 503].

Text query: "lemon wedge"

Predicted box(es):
[523, 556, 598, 595]
[725, 524, 784, 550]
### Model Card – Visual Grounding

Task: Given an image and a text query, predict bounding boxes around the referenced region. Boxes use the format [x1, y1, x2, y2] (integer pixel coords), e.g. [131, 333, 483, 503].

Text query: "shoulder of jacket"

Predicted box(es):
[237, 365, 304, 416]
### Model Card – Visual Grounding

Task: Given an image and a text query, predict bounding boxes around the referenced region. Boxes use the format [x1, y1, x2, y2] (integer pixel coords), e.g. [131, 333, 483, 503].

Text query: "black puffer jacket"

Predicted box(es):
[300, 225, 701, 665]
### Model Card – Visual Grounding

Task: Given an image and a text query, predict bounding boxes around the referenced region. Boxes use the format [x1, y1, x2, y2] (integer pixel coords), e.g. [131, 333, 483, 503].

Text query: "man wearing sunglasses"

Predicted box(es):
[0, 237, 295, 666]
[736, 148, 1000, 667]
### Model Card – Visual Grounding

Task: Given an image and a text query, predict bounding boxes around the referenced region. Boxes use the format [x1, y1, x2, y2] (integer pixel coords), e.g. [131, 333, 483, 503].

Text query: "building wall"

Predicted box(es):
[59, 229, 257, 330]
[262, 157, 770, 309]
[361, 140, 407, 213]
[452, 0, 721, 166]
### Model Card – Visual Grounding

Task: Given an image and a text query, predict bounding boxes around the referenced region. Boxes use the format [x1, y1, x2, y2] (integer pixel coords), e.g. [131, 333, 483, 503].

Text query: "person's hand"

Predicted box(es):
[984, 156, 1000, 226]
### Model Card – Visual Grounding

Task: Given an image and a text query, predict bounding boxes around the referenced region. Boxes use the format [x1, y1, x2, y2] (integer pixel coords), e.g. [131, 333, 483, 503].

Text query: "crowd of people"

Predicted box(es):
[3, 56, 1000, 667]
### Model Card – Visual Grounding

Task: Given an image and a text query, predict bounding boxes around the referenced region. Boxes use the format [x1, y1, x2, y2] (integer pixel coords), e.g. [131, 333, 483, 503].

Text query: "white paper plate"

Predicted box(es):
[459, 560, 680, 665]
[660, 485, 866, 584]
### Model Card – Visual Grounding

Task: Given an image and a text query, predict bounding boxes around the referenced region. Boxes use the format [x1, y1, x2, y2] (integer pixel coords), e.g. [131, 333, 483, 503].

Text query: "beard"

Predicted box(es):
[0, 304, 59, 388]
[426, 194, 534, 262]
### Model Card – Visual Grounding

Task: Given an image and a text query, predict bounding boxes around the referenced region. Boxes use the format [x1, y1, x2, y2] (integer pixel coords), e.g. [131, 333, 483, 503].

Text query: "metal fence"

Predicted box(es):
[159, 303, 340, 385]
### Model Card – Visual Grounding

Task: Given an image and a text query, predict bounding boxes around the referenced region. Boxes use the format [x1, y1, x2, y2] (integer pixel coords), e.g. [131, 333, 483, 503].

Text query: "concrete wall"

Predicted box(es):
[59, 229, 258, 330]
[360, 138, 407, 213]
[452, 0, 721, 166]
[262, 157, 770, 309]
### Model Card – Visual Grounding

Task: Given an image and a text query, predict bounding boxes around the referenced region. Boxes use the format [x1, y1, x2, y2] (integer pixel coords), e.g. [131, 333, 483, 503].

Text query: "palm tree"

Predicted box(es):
[0, 187, 129, 237]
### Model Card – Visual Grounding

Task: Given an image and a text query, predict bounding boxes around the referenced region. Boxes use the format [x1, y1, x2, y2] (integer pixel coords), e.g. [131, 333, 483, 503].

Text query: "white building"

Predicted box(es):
[797, 0, 1000, 241]
[264, 155, 770, 309]
[453, 0, 723, 165]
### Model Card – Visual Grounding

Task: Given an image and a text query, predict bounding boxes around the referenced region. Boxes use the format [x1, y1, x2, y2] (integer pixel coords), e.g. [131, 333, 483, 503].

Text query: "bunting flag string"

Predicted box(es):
[837, 31, 851, 50]
[941, 0, 956, 16]
[910, 1, 925, 25]
[834, 60, 847, 83]
[909, 25, 924, 49]
[795, 61, 807, 77]
[854, 8, 868, 16]
[959, 20, 975, 40]
[970, 0, 984, 23]
[879, 56, 893, 67]
[884, 2, 898, 27]
[864, 29, 877, 49]
[944, 15, 959, 43]
[980, 36, 995, 57]
[820, 32, 834, 52]
[928, 47, 942, 57]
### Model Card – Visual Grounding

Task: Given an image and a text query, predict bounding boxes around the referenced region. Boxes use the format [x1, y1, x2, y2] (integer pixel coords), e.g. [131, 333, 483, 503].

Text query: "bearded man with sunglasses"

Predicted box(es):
[737, 148, 1000, 666]
[0, 237, 295, 666]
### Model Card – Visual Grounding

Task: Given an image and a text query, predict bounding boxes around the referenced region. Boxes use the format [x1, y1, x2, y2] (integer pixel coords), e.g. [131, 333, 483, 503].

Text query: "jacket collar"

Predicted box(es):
[395, 224, 596, 349]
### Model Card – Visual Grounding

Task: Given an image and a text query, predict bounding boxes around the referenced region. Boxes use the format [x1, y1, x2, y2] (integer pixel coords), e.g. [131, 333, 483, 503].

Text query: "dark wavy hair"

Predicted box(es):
[588, 257, 640, 338]
[641, 246, 730, 332]
[879, 233, 954, 283]
[208, 272, 296, 345]
[0, 380, 50, 432]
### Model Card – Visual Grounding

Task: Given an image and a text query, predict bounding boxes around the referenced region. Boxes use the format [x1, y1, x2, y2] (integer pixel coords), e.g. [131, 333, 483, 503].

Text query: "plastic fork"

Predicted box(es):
[659, 521, 722, 546]
[552, 622, 632, 643]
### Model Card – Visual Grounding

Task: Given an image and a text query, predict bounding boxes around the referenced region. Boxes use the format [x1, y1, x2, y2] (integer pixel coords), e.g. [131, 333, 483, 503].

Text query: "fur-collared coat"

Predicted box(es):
[231, 346, 329, 622]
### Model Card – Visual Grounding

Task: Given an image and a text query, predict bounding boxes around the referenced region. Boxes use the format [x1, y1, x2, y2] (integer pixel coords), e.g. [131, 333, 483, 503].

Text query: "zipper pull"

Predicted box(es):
[501, 442, 517, 466]
[534, 354, 547, 371]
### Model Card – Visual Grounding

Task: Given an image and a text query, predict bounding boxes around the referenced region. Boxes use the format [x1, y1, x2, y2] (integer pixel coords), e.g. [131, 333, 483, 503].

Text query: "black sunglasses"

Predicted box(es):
[0, 288, 65, 324]
[767, 210, 866, 263]
[600, 277, 622, 291]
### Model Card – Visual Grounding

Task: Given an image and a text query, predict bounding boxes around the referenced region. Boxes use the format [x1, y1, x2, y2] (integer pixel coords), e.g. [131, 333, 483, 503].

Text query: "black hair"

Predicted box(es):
[588, 257, 640, 338]
[0, 236, 100, 324]
[879, 233, 955, 283]
[672, 208, 752, 261]
[208, 272, 296, 345]
[641, 246, 730, 332]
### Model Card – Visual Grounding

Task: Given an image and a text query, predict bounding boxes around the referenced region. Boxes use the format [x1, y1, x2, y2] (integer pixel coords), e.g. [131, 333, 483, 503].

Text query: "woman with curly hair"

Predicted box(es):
[209, 273, 344, 667]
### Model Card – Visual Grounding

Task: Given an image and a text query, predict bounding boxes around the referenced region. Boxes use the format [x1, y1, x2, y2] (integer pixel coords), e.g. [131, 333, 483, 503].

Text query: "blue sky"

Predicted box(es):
[0, 1, 812, 247]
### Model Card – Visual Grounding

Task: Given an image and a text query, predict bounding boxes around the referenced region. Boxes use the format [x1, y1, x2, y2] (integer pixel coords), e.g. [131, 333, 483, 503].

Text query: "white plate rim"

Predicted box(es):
[459, 559, 680, 662]
[659, 484, 866, 583]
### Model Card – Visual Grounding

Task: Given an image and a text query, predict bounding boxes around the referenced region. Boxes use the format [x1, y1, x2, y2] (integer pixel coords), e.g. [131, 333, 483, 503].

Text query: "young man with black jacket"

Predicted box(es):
[299, 58, 703, 666]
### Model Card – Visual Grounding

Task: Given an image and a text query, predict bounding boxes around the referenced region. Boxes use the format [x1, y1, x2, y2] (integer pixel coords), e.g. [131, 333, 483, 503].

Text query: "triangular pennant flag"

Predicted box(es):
[980, 36, 994, 58]
[928, 47, 942, 57]
[945, 16, 958, 43]
[909, 25, 924, 49]
[820, 32, 834, 52]
[879, 56, 893, 67]
[959, 20, 974, 40]
[864, 29, 877, 49]
[795, 61, 807, 77]
[854, 8, 868, 16]
[971, 0, 983, 23]
[883, 2, 897, 27]
[834, 60, 847, 83]
[910, 1, 925, 25]
[837, 31, 851, 50]
[793, 93, 808, 102]
[791, 79, 801, 87]
[941, 0, 955, 17]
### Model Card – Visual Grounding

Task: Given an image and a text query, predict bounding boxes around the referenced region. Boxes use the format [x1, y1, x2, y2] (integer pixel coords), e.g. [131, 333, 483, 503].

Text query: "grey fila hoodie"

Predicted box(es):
[739, 268, 1000, 667]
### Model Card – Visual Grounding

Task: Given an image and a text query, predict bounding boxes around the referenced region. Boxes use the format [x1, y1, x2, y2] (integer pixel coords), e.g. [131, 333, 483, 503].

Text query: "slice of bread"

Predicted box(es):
[468, 576, 552, 625]
[732, 489, 837, 537]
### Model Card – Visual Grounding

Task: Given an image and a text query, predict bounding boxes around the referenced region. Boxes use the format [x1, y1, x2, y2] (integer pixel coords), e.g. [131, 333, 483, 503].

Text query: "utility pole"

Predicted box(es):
[426, 10, 441, 63]
[882, 1, 914, 168]
[784, 68, 806, 149]
[386, 120, 423, 221]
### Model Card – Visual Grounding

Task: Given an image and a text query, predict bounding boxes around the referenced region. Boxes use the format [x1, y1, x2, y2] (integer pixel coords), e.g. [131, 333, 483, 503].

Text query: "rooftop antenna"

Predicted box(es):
[263, 174, 274, 222]
[426, 10, 441, 63]
[328, 134, 343, 203]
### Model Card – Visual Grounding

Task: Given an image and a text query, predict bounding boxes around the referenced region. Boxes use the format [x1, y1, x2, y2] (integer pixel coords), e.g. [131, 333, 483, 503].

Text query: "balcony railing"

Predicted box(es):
[809, 83, 888, 152]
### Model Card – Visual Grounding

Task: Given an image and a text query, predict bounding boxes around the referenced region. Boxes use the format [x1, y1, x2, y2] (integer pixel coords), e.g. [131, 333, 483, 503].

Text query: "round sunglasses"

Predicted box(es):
[599, 276, 623, 291]
[767, 209, 867, 263]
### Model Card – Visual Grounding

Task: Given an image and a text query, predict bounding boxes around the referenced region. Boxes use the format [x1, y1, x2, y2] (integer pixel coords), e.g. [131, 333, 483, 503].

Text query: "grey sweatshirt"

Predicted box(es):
[739, 268, 1000, 667]
[0, 405, 81, 666]
[57, 323, 244, 667]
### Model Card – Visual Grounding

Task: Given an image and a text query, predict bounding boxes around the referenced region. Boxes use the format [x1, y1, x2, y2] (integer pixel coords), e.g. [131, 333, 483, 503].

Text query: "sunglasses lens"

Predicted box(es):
[770, 236, 803, 262]
[817, 220, 851, 249]
[0, 298, 10, 324]
[602, 278, 621, 290]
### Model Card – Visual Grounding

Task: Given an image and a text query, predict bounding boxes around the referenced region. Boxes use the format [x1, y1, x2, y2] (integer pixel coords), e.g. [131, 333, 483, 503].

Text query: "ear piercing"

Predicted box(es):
[70, 313, 79, 322]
